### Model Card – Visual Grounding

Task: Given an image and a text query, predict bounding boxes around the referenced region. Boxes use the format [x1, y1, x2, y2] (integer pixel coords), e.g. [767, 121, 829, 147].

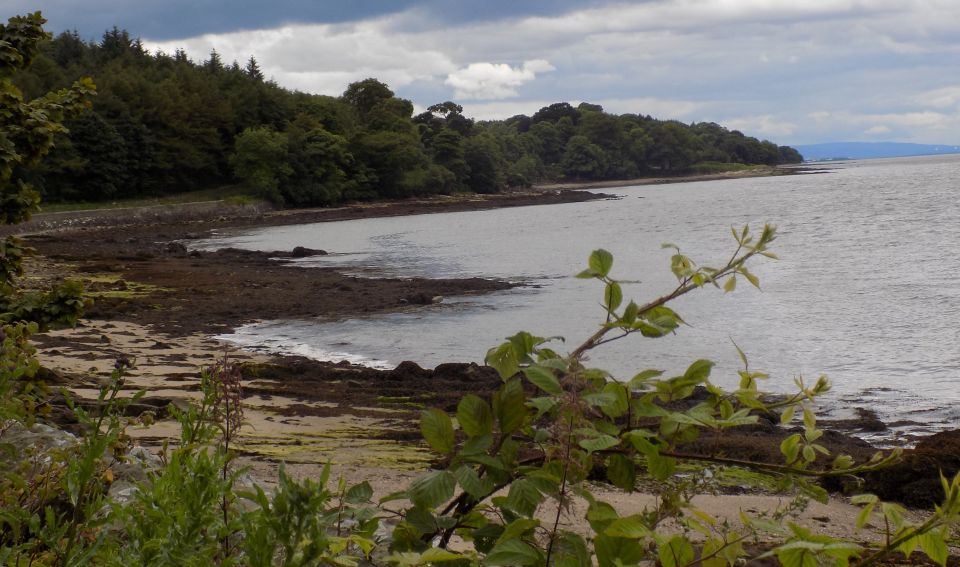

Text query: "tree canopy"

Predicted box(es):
[11, 24, 803, 208]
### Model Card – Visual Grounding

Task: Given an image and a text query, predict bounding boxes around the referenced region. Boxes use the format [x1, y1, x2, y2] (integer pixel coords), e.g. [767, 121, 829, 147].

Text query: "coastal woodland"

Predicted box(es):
[13, 26, 802, 207]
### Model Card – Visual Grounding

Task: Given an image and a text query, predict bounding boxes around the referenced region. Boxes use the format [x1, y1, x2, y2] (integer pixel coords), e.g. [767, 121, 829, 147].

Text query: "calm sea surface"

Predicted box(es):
[197, 155, 960, 441]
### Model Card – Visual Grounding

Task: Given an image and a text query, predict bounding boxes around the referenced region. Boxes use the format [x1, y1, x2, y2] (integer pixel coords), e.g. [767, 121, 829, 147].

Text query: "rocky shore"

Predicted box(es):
[17, 183, 959, 532]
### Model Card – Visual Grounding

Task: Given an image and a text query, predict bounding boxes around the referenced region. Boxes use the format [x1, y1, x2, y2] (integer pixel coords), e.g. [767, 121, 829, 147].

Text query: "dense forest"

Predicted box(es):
[14, 28, 803, 207]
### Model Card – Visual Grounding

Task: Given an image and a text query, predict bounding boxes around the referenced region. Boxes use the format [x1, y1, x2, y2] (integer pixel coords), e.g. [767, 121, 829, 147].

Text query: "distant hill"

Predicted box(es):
[794, 142, 960, 161]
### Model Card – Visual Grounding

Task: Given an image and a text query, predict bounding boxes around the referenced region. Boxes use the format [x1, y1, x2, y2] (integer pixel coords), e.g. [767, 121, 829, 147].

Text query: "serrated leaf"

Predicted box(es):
[485, 342, 519, 380]
[629, 369, 663, 388]
[605, 454, 636, 491]
[918, 531, 948, 566]
[497, 518, 540, 543]
[604, 515, 650, 538]
[658, 535, 695, 567]
[604, 281, 623, 311]
[485, 539, 543, 566]
[420, 408, 455, 454]
[588, 249, 614, 277]
[523, 365, 562, 395]
[454, 465, 491, 500]
[599, 382, 629, 418]
[408, 470, 456, 509]
[528, 396, 559, 418]
[494, 378, 527, 434]
[345, 481, 374, 504]
[457, 395, 493, 437]
[504, 479, 543, 517]
[683, 359, 714, 383]
[578, 433, 620, 453]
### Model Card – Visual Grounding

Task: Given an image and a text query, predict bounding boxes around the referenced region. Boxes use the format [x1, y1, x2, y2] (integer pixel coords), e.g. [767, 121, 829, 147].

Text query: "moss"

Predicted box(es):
[375, 396, 427, 409]
[236, 434, 432, 470]
[81, 273, 171, 299]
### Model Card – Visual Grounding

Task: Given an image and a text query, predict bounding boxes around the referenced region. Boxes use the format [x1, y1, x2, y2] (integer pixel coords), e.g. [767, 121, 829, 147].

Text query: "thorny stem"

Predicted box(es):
[545, 414, 576, 565]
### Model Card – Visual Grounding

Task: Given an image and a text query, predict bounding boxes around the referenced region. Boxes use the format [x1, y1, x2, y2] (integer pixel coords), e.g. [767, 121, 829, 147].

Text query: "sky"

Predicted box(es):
[11, 0, 960, 145]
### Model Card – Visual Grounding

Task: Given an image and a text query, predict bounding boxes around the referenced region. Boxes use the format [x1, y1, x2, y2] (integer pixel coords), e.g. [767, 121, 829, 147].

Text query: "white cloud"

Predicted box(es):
[444, 60, 555, 100]
[141, 0, 960, 143]
[864, 125, 892, 135]
[911, 86, 960, 109]
[459, 96, 703, 121]
[591, 97, 705, 120]
[724, 115, 798, 138]
[144, 19, 458, 95]
[459, 100, 558, 121]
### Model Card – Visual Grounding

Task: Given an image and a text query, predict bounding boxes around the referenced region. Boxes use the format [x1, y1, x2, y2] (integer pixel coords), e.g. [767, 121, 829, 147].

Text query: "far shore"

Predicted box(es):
[5, 164, 818, 238]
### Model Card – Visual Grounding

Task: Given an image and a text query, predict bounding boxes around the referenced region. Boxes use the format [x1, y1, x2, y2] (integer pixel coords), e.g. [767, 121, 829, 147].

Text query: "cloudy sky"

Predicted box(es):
[13, 0, 960, 145]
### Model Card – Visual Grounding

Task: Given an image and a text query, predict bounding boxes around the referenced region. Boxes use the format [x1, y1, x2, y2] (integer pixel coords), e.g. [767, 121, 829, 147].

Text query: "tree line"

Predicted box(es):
[13, 27, 803, 207]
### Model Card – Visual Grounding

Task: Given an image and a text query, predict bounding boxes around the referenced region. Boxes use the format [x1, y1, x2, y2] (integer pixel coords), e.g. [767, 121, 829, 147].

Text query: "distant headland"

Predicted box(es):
[794, 141, 960, 161]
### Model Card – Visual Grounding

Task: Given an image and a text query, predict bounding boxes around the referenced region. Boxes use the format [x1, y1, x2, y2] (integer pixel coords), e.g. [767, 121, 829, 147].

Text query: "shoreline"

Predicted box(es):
[23, 165, 958, 519]
[6, 165, 817, 237]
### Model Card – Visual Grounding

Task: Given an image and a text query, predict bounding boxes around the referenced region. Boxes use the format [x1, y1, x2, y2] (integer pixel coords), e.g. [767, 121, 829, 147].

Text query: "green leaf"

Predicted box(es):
[503, 478, 543, 517]
[454, 465, 491, 500]
[550, 532, 591, 567]
[918, 531, 948, 566]
[599, 382, 629, 418]
[578, 432, 620, 453]
[658, 535, 695, 567]
[494, 378, 527, 434]
[522, 365, 562, 395]
[420, 408, 455, 455]
[485, 342, 519, 380]
[419, 548, 464, 563]
[621, 301, 639, 324]
[780, 405, 796, 425]
[604, 515, 651, 538]
[485, 539, 543, 566]
[604, 281, 623, 311]
[408, 470, 456, 509]
[345, 481, 374, 504]
[588, 248, 614, 277]
[594, 534, 646, 567]
[497, 518, 540, 543]
[605, 454, 636, 491]
[741, 266, 761, 288]
[457, 395, 493, 437]
[780, 433, 802, 463]
[683, 359, 714, 383]
[629, 369, 663, 388]
[723, 275, 737, 293]
[528, 396, 559, 418]
[646, 452, 676, 481]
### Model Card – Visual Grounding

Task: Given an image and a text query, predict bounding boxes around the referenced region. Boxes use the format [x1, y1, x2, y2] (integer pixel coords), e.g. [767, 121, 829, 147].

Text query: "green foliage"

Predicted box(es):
[10, 24, 801, 207]
[389, 222, 958, 566]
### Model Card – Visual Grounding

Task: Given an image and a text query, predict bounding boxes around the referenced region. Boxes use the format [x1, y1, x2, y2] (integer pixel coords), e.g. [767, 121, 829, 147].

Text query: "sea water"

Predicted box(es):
[195, 154, 960, 442]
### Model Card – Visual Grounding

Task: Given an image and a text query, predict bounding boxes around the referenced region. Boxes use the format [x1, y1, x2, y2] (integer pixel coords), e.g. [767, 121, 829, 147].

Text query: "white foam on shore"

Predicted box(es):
[215, 324, 394, 370]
